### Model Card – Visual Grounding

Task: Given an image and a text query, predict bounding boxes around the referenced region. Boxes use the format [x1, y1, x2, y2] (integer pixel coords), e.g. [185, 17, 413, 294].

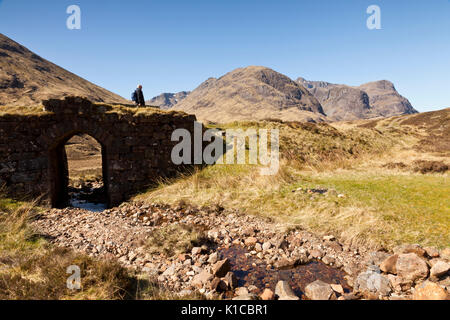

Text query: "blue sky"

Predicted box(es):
[0, 0, 449, 111]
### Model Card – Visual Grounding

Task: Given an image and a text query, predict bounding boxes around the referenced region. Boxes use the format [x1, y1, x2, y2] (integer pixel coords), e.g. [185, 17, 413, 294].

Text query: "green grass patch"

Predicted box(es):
[139, 161, 449, 250]
[300, 172, 450, 248]
[0, 197, 23, 212]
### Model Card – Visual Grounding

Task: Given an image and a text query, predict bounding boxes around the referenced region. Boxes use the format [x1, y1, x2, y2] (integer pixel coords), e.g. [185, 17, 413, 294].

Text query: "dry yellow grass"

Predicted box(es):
[0, 194, 204, 300]
[0, 199, 134, 300]
[136, 118, 449, 250]
[145, 224, 208, 257]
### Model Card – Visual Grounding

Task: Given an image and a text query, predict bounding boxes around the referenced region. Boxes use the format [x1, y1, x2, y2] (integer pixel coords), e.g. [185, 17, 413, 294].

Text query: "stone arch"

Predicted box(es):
[0, 97, 199, 209]
[47, 130, 110, 208]
[37, 117, 114, 208]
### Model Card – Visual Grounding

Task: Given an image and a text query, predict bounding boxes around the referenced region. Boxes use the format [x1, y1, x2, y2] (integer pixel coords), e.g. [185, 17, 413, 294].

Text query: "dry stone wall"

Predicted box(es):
[0, 97, 198, 207]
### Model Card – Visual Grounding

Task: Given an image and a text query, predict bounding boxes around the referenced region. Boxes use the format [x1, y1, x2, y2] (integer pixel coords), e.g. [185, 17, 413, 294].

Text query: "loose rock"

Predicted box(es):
[354, 268, 392, 297]
[260, 289, 275, 300]
[305, 280, 335, 300]
[212, 259, 231, 278]
[235, 287, 249, 296]
[380, 254, 398, 274]
[191, 269, 213, 289]
[222, 271, 238, 290]
[412, 281, 448, 300]
[430, 261, 450, 279]
[244, 237, 258, 247]
[396, 253, 429, 283]
[275, 281, 299, 300]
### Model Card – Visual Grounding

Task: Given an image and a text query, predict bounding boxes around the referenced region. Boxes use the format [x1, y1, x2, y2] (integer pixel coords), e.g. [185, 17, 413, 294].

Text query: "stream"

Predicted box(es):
[219, 245, 351, 299]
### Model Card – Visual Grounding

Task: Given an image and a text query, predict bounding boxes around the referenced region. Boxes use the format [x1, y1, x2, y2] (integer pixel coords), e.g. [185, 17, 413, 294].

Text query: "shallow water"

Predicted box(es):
[219, 245, 350, 299]
[68, 183, 107, 212]
[69, 199, 107, 212]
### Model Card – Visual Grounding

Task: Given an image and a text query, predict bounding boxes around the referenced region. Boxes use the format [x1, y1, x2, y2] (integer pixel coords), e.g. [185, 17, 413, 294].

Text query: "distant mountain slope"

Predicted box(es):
[0, 33, 129, 106]
[298, 78, 418, 121]
[358, 80, 418, 117]
[172, 66, 326, 123]
[147, 91, 190, 109]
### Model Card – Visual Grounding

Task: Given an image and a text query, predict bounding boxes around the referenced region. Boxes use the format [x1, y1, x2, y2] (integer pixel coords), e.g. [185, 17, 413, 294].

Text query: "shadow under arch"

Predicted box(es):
[48, 130, 110, 208]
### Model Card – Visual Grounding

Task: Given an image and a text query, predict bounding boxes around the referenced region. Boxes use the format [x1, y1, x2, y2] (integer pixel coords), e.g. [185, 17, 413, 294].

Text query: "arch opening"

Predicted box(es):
[49, 133, 109, 211]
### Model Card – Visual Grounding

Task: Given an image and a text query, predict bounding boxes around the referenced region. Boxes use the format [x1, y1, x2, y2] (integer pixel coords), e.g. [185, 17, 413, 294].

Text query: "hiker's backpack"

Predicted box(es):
[131, 90, 137, 102]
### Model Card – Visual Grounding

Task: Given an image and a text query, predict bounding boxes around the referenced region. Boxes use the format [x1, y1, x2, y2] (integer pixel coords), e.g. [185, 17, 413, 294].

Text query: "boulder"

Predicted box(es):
[244, 237, 258, 247]
[262, 242, 272, 251]
[260, 288, 275, 300]
[380, 254, 398, 274]
[275, 281, 300, 300]
[305, 280, 335, 300]
[210, 277, 228, 292]
[387, 274, 413, 293]
[354, 268, 392, 297]
[330, 284, 345, 295]
[235, 287, 249, 296]
[394, 244, 426, 257]
[222, 271, 238, 290]
[212, 259, 231, 278]
[322, 255, 336, 266]
[430, 261, 450, 278]
[412, 281, 448, 300]
[424, 247, 440, 258]
[396, 253, 429, 283]
[191, 269, 213, 289]
[366, 251, 390, 267]
[207, 252, 219, 264]
[274, 258, 296, 270]
[310, 249, 324, 259]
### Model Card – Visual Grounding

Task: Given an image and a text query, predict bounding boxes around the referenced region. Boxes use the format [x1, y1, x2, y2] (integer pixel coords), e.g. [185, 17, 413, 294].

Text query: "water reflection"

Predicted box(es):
[220, 245, 350, 299]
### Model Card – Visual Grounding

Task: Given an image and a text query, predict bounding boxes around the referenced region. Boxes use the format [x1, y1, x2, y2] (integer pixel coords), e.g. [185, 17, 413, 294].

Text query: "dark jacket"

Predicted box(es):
[134, 88, 145, 106]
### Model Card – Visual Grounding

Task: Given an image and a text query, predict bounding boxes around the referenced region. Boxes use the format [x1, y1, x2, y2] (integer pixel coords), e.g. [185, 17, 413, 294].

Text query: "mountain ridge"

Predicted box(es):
[151, 68, 418, 123]
[170, 66, 327, 123]
[146, 91, 190, 109]
[298, 77, 418, 121]
[1, 32, 419, 123]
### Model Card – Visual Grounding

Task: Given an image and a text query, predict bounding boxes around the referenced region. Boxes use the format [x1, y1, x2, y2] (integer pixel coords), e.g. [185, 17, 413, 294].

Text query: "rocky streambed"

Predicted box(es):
[33, 202, 450, 300]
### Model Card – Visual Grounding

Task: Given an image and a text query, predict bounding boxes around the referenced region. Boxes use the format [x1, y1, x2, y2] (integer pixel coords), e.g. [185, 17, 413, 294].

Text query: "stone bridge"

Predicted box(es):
[0, 97, 197, 208]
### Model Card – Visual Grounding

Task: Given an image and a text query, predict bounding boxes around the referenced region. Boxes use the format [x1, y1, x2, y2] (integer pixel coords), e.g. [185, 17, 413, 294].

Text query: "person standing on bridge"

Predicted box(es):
[132, 85, 146, 107]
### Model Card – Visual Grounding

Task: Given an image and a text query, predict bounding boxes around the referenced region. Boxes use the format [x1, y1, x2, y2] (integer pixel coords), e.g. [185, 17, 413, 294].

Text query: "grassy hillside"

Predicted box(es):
[136, 112, 449, 250]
